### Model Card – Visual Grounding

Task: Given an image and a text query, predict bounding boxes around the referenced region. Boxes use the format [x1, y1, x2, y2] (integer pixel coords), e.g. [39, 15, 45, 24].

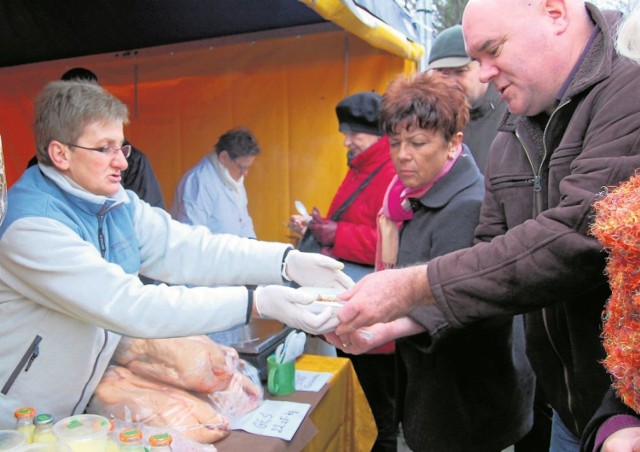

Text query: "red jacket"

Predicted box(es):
[327, 136, 396, 265]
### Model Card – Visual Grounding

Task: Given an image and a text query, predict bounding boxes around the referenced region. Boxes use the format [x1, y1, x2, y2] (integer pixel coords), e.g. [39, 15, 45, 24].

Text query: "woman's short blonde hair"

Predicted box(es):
[33, 80, 128, 165]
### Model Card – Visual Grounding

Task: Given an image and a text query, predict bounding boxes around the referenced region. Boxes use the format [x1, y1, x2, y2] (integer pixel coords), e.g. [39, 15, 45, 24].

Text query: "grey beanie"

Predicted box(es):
[428, 25, 472, 69]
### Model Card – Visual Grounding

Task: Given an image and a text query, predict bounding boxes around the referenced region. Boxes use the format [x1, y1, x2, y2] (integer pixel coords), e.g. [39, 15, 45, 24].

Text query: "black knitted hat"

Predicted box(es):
[335, 92, 382, 136]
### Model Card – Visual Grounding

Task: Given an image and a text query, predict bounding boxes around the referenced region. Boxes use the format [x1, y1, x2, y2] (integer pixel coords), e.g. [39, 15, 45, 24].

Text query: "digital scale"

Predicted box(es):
[208, 319, 292, 381]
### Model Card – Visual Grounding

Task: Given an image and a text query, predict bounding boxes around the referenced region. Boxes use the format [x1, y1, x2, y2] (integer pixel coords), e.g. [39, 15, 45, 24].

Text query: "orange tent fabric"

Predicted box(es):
[0, 28, 410, 242]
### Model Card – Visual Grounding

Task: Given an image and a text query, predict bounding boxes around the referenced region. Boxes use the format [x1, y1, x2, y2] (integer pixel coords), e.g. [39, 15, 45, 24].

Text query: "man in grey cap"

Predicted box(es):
[428, 25, 506, 172]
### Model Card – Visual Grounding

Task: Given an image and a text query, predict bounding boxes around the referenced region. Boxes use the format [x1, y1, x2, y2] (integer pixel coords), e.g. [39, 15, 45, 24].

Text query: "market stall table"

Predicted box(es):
[215, 354, 377, 451]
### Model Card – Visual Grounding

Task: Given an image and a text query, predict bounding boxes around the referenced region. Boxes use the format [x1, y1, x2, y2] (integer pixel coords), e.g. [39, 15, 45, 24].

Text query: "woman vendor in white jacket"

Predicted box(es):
[0, 80, 352, 427]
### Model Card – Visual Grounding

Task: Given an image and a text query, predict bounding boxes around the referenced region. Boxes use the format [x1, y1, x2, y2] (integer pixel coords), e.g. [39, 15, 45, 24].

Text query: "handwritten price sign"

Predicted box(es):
[295, 370, 332, 392]
[232, 400, 311, 441]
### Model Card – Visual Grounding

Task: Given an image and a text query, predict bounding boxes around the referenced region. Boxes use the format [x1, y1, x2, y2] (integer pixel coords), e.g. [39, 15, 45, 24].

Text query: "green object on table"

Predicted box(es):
[267, 354, 295, 396]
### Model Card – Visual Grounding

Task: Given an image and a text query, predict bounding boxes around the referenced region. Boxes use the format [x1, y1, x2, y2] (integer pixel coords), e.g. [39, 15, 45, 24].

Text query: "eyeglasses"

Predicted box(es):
[64, 142, 132, 159]
[230, 158, 252, 173]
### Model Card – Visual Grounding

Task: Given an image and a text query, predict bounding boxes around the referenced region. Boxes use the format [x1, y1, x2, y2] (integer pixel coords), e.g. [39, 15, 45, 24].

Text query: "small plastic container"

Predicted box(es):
[52, 414, 110, 452]
[297, 287, 345, 315]
[0, 430, 26, 451]
[22, 443, 73, 452]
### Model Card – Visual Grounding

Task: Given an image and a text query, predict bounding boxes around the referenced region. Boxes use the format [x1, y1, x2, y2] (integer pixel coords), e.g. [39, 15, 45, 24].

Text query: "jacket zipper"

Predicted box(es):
[514, 130, 543, 217]
[518, 99, 579, 431]
[542, 99, 579, 433]
[97, 208, 107, 257]
[1, 335, 42, 395]
[71, 330, 109, 415]
[71, 207, 110, 414]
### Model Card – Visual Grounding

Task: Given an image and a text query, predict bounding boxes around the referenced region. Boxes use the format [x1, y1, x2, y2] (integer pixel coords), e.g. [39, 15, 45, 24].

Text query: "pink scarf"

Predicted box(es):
[376, 145, 463, 270]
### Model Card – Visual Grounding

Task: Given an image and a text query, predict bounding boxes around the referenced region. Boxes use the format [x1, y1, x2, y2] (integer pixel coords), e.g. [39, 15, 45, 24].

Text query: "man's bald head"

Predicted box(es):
[462, 0, 593, 116]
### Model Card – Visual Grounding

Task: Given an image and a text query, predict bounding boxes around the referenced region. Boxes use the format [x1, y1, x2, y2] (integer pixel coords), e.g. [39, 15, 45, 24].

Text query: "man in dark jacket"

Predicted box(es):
[331, 0, 640, 450]
[428, 24, 506, 173]
[121, 140, 165, 209]
[429, 23, 551, 452]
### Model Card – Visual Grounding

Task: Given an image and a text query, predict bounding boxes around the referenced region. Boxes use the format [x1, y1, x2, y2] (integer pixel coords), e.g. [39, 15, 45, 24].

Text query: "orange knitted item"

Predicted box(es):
[592, 173, 640, 413]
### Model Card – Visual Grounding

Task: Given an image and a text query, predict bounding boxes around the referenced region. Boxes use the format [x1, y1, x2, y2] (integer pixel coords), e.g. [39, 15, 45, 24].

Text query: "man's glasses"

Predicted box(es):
[230, 158, 252, 173]
[64, 142, 132, 159]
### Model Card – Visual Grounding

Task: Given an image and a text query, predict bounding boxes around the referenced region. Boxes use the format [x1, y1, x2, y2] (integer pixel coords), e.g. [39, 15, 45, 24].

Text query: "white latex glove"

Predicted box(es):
[283, 250, 355, 289]
[254, 285, 339, 335]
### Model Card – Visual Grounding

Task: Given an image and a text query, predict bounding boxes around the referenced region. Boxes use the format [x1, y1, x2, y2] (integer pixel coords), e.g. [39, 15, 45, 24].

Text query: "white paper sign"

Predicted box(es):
[231, 400, 311, 441]
[295, 370, 333, 392]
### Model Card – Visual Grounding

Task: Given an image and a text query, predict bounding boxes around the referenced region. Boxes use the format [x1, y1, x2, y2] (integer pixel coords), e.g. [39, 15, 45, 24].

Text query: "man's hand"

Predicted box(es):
[601, 427, 640, 451]
[308, 208, 337, 246]
[326, 316, 425, 354]
[324, 322, 394, 355]
[284, 249, 354, 289]
[335, 265, 431, 335]
[254, 285, 339, 335]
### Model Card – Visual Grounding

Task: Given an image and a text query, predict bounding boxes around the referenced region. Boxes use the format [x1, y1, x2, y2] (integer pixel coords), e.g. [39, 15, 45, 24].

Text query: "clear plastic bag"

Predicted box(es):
[208, 358, 263, 422]
[113, 336, 239, 393]
[90, 336, 264, 444]
[88, 366, 231, 444]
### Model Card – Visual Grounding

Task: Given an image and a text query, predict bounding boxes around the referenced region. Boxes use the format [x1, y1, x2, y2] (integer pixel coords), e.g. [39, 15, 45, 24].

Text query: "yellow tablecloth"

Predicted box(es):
[215, 354, 376, 452]
[297, 355, 377, 452]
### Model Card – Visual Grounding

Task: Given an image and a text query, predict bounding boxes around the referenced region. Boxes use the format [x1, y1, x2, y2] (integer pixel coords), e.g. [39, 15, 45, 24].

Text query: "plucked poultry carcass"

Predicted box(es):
[113, 335, 238, 393]
[88, 365, 230, 444]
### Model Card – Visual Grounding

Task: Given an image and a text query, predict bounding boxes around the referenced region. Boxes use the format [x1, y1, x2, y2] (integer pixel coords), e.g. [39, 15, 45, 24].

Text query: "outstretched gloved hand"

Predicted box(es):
[309, 208, 337, 246]
[254, 285, 339, 335]
[284, 249, 354, 289]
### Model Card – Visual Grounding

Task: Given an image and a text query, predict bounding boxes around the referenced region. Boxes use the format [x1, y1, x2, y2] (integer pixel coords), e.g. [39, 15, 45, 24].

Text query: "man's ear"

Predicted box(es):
[544, 0, 569, 35]
[218, 150, 229, 163]
[48, 141, 70, 170]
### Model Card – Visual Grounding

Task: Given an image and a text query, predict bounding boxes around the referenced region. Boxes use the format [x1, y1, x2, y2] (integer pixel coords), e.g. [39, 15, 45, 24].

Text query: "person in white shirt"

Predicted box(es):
[172, 127, 259, 238]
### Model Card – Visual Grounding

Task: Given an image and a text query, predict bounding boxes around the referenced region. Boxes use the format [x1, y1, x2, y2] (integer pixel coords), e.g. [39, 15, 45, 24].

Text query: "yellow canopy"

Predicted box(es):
[300, 0, 425, 62]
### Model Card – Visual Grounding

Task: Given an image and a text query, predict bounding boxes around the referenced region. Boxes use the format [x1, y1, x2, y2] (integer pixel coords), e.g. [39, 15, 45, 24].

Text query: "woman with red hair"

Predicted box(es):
[328, 71, 535, 451]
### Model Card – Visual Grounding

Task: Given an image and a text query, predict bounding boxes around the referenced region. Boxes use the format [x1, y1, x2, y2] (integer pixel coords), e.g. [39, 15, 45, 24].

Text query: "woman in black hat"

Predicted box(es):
[290, 91, 399, 451]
